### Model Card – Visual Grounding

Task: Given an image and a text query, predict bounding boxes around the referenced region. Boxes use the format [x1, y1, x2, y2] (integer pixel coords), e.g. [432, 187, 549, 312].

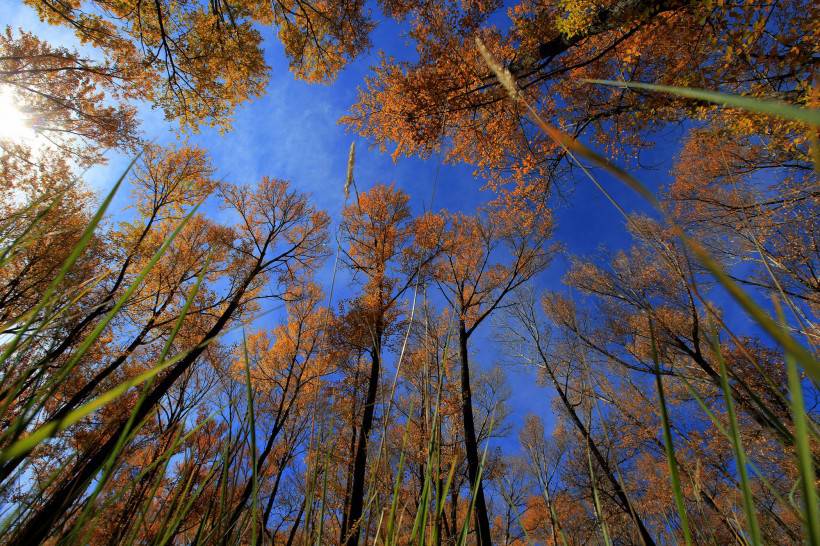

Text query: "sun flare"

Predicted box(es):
[0, 87, 35, 142]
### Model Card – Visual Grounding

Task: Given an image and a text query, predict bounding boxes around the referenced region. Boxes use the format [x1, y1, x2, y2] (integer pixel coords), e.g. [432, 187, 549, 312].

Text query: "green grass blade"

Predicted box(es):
[713, 338, 763, 546]
[243, 331, 259, 546]
[386, 407, 412, 545]
[477, 44, 819, 383]
[583, 79, 820, 126]
[649, 321, 692, 545]
[458, 441, 491, 546]
[1, 257, 212, 464]
[0, 155, 138, 368]
[785, 351, 820, 545]
[457, 412, 496, 546]
[0, 202, 206, 454]
[682, 235, 819, 384]
[0, 189, 66, 267]
[1, 198, 205, 450]
[681, 374, 801, 519]
[0, 348, 179, 462]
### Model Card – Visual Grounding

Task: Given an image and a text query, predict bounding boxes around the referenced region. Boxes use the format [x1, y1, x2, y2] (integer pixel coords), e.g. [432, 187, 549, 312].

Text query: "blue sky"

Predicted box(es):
[5, 1, 719, 454]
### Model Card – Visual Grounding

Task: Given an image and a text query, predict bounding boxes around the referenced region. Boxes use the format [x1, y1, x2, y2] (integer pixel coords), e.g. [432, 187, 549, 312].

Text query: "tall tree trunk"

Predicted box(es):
[263, 449, 296, 525]
[285, 498, 306, 546]
[340, 364, 361, 538]
[448, 480, 459, 545]
[541, 360, 657, 546]
[341, 344, 380, 546]
[457, 320, 493, 546]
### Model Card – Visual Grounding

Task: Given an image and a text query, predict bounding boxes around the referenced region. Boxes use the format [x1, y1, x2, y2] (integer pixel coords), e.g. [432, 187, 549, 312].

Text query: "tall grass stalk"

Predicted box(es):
[785, 350, 820, 545]
[712, 337, 763, 546]
[0, 195, 205, 458]
[475, 37, 818, 381]
[385, 414, 410, 545]
[243, 331, 259, 546]
[679, 373, 801, 518]
[582, 79, 820, 125]
[315, 420, 333, 546]
[0, 156, 138, 372]
[301, 411, 321, 545]
[458, 435, 491, 546]
[648, 320, 692, 545]
[0, 187, 68, 268]
[773, 300, 820, 545]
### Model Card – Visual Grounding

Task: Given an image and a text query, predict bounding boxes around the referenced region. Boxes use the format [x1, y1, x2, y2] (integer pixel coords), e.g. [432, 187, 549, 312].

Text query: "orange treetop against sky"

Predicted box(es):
[0, 0, 817, 544]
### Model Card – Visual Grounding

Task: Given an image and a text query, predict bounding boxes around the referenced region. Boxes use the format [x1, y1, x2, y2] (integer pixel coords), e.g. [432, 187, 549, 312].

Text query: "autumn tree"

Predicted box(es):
[0, 27, 144, 350]
[518, 414, 566, 546]
[491, 456, 530, 545]
[344, 0, 815, 199]
[498, 209, 813, 543]
[382, 303, 512, 544]
[0, 164, 97, 332]
[343, 0, 817, 373]
[558, 216, 797, 449]
[0, 27, 139, 169]
[0, 143, 220, 490]
[3, 166, 329, 544]
[2, 1, 816, 543]
[537, 297, 805, 543]
[0, 143, 217, 457]
[19, 0, 374, 131]
[503, 289, 658, 545]
[335, 183, 440, 546]
[668, 122, 818, 344]
[431, 203, 550, 545]
[2, 0, 376, 185]
[221, 281, 329, 537]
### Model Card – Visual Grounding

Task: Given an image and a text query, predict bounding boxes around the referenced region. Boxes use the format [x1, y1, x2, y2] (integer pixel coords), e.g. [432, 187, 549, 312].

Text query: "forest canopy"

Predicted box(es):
[0, 0, 817, 544]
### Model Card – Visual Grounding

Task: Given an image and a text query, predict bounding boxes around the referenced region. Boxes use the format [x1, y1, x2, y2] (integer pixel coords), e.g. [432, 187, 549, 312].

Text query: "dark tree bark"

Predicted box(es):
[285, 498, 306, 546]
[510, 0, 692, 75]
[457, 320, 493, 546]
[341, 340, 381, 546]
[537, 351, 657, 546]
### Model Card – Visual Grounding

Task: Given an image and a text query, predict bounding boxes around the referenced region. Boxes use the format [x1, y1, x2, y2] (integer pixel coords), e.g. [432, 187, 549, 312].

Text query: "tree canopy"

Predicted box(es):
[0, 0, 817, 544]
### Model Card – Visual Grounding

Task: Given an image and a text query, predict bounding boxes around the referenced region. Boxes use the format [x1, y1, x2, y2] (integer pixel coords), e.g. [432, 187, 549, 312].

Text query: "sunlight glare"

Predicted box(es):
[0, 87, 36, 142]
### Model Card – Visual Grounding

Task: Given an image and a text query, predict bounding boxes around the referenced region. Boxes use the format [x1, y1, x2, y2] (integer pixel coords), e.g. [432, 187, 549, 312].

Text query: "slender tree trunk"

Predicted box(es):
[341, 343, 381, 546]
[263, 449, 295, 525]
[340, 364, 361, 538]
[285, 498, 306, 546]
[457, 320, 492, 546]
[541, 361, 656, 546]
